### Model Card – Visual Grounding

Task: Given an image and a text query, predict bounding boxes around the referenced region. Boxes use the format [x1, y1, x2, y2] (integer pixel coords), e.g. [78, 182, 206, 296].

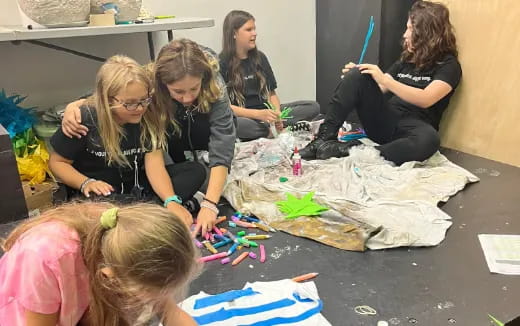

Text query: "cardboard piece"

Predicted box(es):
[89, 13, 115, 26]
[22, 181, 57, 212]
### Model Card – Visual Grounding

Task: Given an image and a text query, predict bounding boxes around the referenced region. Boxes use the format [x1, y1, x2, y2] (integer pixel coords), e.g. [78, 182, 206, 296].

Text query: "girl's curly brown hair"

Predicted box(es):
[401, 1, 458, 70]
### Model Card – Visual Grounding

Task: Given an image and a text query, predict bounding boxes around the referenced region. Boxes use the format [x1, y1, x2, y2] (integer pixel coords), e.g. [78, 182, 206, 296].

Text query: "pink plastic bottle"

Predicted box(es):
[292, 147, 302, 176]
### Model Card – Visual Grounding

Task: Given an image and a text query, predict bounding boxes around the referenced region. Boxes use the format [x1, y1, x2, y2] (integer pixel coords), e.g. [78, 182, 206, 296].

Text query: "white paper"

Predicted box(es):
[478, 234, 520, 275]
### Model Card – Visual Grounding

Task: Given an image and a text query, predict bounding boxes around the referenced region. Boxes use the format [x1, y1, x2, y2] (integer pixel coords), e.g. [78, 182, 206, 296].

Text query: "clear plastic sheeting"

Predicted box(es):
[224, 132, 479, 250]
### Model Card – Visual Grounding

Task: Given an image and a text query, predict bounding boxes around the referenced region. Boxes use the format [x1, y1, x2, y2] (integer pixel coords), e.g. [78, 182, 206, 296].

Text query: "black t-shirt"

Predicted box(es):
[386, 54, 462, 129]
[50, 105, 148, 194]
[219, 51, 277, 109]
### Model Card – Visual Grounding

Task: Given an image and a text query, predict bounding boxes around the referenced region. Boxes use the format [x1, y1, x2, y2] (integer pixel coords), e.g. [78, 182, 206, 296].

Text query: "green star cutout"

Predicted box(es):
[276, 192, 329, 219]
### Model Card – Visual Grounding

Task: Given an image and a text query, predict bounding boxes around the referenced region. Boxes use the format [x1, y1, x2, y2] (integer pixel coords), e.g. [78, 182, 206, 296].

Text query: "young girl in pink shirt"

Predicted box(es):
[0, 202, 200, 326]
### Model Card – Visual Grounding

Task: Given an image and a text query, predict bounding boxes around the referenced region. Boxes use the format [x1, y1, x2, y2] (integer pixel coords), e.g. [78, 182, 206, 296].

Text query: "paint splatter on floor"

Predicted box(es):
[437, 301, 455, 310]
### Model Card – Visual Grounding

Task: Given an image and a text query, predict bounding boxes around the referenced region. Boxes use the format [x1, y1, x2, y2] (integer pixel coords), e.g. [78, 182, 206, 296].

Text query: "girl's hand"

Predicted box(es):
[193, 206, 217, 237]
[341, 62, 357, 77]
[166, 202, 193, 228]
[358, 64, 386, 85]
[255, 109, 280, 123]
[83, 180, 114, 197]
[62, 99, 88, 138]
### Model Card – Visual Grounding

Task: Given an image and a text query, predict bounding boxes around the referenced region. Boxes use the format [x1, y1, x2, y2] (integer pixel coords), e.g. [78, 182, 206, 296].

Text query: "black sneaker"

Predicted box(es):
[289, 120, 311, 132]
[316, 139, 362, 160]
[299, 123, 338, 160]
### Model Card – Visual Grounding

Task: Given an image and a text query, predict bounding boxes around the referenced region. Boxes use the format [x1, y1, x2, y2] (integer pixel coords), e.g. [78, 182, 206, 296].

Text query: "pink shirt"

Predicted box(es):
[0, 221, 90, 326]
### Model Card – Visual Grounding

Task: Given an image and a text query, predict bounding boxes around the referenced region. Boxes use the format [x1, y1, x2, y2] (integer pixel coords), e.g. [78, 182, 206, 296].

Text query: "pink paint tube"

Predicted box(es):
[259, 244, 266, 263]
[199, 252, 228, 263]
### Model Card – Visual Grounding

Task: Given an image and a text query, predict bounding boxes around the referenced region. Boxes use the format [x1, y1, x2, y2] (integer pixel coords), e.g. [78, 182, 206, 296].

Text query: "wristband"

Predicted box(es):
[164, 195, 182, 207]
[79, 178, 96, 193]
[200, 201, 219, 215]
[203, 197, 218, 206]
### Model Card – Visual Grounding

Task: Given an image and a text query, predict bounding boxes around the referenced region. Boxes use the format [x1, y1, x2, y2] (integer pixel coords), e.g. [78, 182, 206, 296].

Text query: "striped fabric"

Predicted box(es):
[180, 280, 331, 326]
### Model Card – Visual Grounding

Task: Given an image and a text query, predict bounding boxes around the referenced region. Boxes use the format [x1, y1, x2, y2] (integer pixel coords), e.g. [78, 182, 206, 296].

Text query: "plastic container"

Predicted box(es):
[33, 122, 59, 152]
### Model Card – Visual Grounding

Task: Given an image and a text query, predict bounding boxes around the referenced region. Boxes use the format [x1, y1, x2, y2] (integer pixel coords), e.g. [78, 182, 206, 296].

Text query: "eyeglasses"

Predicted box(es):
[112, 97, 152, 111]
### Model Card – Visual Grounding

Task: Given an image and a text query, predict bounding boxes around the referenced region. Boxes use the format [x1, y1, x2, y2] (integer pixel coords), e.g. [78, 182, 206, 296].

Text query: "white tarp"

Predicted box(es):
[224, 133, 479, 250]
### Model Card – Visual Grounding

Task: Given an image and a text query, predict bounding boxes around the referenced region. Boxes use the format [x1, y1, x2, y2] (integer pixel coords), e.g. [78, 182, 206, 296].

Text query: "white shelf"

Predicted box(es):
[0, 17, 214, 41]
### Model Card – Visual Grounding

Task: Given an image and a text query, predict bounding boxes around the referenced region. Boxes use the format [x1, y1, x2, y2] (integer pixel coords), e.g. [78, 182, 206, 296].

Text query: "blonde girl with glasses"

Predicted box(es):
[49, 55, 205, 227]
[0, 202, 200, 326]
[60, 40, 237, 237]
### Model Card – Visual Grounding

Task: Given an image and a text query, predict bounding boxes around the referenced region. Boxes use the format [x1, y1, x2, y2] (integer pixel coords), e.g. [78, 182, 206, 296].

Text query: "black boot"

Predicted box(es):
[299, 124, 338, 160]
[316, 139, 362, 160]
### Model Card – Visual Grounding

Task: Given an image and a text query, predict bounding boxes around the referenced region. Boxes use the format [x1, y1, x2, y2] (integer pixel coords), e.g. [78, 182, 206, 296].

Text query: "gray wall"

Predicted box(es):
[316, 0, 382, 114]
[0, 0, 316, 109]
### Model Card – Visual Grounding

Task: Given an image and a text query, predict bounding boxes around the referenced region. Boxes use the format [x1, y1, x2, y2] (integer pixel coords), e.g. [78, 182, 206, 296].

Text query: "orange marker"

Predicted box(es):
[232, 251, 250, 266]
[216, 216, 227, 224]
[291, 272, 319, 282]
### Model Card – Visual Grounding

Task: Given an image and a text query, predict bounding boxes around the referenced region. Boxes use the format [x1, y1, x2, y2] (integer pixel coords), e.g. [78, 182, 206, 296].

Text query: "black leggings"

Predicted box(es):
[324, 68, 440, 165]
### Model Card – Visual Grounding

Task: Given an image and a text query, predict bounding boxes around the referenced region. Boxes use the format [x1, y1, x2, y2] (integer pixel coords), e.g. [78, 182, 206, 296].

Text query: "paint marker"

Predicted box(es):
[249, 252, 257, 259]
[227, 242, 239, 256]
[199, 252, 228, 263]
[213, 234, 230, 242]
[194, 239, 203, 248]
[244, 235, 272, 240]
[225, 231, 239, 244]
[221, 257, 231, 264]
[204, 232, 210, 241]
[237, 237, 251, 247]
[241, 215, 260, 223]
[213, 239, 233, 249]
[252, 223, 270, 232]
[237, 231, 246, 237]
[220, 227, 227, 234]
[232, 251, 250, 266]
[155, 15, 175, 19]
[247, 240, 258, 248]
[291, 272, 319, 282]
[228, 221, 237, 228]
[202, 240, 218, 254]
[259, 244, 266, 263]
[233, 220, 256, 228]
[213, 226, 223, 236]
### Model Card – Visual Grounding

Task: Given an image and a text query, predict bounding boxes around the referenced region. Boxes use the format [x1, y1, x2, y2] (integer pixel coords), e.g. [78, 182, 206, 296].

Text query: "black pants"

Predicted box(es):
[324, 68, 440, 165]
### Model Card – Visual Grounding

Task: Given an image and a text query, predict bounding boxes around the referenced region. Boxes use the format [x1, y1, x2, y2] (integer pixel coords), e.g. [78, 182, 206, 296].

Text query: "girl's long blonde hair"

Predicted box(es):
[88, 55, 166, 167]
[3, 202, 200, 326]
[153, 39, 221, 135]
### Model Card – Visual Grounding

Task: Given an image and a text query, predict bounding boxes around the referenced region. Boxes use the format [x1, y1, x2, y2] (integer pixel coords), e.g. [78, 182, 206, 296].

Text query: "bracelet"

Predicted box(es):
[200, 201, 219, 215]
[79, 178, 96, 193]
[164, 195, 182, 207]
[203, 197, 218, 206]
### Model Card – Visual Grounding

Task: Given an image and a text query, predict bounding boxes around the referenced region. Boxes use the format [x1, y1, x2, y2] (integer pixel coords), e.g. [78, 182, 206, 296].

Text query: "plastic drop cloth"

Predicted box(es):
[223, 132, 479, 250]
